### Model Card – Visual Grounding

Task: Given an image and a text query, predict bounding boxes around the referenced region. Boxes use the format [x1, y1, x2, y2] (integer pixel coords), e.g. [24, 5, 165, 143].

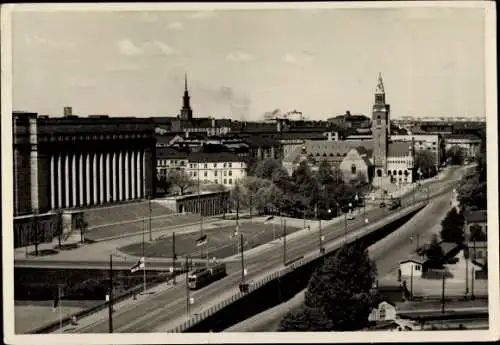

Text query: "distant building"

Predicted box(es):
[399, 259, 424, 278]
[391, 134, 443, 169]
[339, 147, 373, 183]
[368, 301, 397, 322]
[156, 147, 189, 177]
[187, 147, 247, 189]
[443, 133, 482, 162]
[327, 110, 371, 130]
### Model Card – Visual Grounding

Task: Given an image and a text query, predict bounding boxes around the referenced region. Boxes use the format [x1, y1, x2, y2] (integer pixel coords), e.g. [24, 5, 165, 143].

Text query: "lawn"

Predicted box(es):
[119, 222, 299, 260]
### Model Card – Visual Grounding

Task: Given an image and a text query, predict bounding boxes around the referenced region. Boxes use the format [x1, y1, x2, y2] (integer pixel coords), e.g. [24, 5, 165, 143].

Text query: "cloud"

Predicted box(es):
[66, 77, 94, 88]
[186, 10, 217, 20]
[167, 21, 184, 30]
[117, 39, 144, 56]
[138, 12, 158, 23]
[148, 40, 181, 56]
[283, 51, 314, 64]
[24, 34, 75, 51]
[226, 51, 253, 62]
[105, 62, 141, 72]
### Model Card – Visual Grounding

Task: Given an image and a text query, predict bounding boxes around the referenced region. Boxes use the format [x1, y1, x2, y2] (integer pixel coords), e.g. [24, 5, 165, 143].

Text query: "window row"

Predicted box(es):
[189, 162, 234, 169]
[189, 170, 233, 177]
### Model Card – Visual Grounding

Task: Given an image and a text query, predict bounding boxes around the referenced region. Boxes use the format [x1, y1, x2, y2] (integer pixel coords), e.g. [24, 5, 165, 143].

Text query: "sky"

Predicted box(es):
[10, 4, 487, 121]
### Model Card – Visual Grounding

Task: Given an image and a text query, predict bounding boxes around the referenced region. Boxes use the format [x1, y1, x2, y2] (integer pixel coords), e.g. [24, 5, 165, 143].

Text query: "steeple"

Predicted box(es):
[376, 72, 385, 94]
[180, 72, 193, 120]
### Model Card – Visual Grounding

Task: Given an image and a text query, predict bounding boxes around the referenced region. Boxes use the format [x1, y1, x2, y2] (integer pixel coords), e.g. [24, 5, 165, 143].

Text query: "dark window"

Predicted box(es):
[351, 164, 356, 174]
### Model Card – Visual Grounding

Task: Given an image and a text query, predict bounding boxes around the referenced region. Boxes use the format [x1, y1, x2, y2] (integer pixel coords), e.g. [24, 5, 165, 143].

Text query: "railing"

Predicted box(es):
[166, 201, 427, 333]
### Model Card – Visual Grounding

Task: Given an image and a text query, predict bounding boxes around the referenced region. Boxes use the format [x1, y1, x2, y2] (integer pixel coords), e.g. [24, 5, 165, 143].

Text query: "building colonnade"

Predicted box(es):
[49, 149, 149, 209]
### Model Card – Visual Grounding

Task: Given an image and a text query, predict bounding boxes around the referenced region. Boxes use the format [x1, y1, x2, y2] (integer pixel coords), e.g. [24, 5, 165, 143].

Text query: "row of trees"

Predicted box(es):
[279, 244, 379, 331]
[231, 159, 368, 218]
[156, 170, 196, 196]
[432, 151, 487, 246]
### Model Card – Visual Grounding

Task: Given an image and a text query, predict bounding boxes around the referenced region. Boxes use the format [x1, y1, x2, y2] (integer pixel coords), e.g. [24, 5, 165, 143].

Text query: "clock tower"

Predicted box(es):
[372, 72, 390, 178]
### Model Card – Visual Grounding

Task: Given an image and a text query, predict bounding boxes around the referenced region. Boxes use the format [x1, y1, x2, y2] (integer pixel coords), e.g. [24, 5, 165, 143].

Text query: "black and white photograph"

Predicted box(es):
[1, 2, 498, 344]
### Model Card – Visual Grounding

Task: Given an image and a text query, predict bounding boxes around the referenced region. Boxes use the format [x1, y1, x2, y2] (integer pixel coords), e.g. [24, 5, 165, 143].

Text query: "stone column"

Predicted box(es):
[92, 152, 98, 204]
[106, 152, 112, 203]
[112, 152, 118, 202]
[64, 152, 70, 208]
[29, 117, 39, 213]
[57, 153, 63, 209]
[72, 153, 77, 207]
[50, 154, 56, 210]
[85, 153, 91, 206]
[137, 150, 143, 198]
[130, 151, 136, 199]
[117, 151, 122, 201]
[78, 153, 84, 207]
[124, 151, 130, 200]
[99, 153, 104, 204]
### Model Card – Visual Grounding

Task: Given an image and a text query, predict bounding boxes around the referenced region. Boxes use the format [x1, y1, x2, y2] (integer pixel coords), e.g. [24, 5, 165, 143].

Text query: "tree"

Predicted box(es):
[440, 207, 465, 243]
[278, 306, 332, 332]
[457, 176, 487, 210]
[425, 234, 445, 266]
[316, 160, 334, 186]
[254, 159, 283, 180]
[156, 175, 173, 195]
[304, 243, 378, 331]
[168, 170, 195, 195]
[446, 145, 464, 165]
[75, 215, 88, 244]
[414, 150, 437, 179]
[469, 224, 487, 241]
[292, 161, 319, 212]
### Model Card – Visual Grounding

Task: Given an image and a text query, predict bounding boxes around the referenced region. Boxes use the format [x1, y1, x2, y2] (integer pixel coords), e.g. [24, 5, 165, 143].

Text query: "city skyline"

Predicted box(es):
[11, 5, 486, 120]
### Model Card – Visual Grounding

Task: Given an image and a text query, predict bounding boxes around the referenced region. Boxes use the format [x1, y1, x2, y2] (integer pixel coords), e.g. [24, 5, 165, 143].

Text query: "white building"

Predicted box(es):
[368, 301, 397, 322]
[399, 259, 424, 278]
[156, 147, 189, 177]
[386, 141, 415, 184]
[391, 134, 442, 168]
[187, 151, 247, 189]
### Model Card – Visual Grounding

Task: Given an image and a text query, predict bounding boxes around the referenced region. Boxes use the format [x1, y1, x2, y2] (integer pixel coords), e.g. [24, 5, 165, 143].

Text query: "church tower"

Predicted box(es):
[372, 72, 390, 178]
[180, 73, 193, 120]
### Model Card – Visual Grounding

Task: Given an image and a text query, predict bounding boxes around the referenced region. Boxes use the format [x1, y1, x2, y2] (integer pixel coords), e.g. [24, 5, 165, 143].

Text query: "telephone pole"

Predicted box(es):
[283, 218, 287, 265]
[148, 197, 152, 241]
[441, 270, 446, 314]
[172, 232, 176, 284]
[185, 256, 191, 317]
[108, 254, 113, 333]
[240, 233, 246, 283]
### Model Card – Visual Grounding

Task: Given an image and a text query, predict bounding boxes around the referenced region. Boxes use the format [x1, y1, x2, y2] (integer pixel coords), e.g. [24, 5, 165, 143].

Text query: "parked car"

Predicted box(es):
[379, 202, 386, 208]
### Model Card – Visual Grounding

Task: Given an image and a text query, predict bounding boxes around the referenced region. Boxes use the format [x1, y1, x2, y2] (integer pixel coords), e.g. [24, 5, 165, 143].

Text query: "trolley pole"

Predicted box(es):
[108, 254, 113, 333]
[185, 256, 190, 318]
[240, 233, 246, 284]
[283, 219, 287, 265]
[172, 232, 176, 284]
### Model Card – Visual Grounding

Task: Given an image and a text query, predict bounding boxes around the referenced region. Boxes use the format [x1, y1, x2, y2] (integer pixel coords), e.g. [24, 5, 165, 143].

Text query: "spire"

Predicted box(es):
[376, 72, 385, 94]
[184, 72, 188, 92]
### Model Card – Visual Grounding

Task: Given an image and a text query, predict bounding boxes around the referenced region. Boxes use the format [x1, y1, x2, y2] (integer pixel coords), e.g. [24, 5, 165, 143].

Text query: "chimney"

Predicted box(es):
[346, 110, 351, 117]
[64, 106, 73, 117]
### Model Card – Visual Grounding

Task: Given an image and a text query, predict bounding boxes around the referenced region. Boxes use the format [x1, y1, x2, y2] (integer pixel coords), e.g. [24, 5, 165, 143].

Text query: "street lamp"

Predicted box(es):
[108, 251, 126, 333]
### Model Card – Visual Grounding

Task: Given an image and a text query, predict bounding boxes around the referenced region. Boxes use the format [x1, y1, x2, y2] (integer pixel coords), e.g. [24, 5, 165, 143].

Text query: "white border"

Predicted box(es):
[2, 2, 498, 344]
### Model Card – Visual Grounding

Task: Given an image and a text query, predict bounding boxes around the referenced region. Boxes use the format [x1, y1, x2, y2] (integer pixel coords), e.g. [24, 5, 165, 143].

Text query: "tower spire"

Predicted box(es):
[376, 72, 385, 94]
[184, 72, 188, 92]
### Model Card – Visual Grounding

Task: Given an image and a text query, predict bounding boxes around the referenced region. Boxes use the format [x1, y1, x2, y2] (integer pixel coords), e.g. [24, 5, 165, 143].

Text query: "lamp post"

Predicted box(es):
[108, 251, 126, 333]
[283, 218, 287, 265]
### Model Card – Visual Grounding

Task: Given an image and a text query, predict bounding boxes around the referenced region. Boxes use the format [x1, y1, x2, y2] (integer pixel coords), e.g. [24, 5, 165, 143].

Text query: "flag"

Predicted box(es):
[130, 257, 145, 273]
[196, 234, 208, 247]
[264, 216, 274, 224]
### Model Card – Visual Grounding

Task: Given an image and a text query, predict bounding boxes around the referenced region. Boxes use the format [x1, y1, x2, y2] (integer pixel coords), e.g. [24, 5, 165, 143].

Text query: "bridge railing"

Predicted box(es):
[167, 201, 427, 333]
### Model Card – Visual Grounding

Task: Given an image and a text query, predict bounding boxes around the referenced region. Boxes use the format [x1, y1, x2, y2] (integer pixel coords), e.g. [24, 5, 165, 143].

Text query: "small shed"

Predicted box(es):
[399, 258, 424, 278]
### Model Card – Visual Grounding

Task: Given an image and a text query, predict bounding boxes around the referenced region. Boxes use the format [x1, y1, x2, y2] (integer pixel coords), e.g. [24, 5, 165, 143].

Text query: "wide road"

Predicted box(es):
[225, 176, 470, 332]
[69, 174, 461, 334]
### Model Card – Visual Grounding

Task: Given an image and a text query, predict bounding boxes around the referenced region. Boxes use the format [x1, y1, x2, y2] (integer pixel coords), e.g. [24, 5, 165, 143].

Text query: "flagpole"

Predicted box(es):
[142, 206, 146, 294]
[58, 285, 62, 331]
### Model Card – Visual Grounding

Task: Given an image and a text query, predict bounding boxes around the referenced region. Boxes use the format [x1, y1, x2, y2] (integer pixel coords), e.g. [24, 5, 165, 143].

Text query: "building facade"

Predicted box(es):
[13, 112, 156, 216]
[156, 147, 189, 177]
[443, 134, 482, 162]
[391, 134, 442, 169]
[187, 151, 247, 189]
